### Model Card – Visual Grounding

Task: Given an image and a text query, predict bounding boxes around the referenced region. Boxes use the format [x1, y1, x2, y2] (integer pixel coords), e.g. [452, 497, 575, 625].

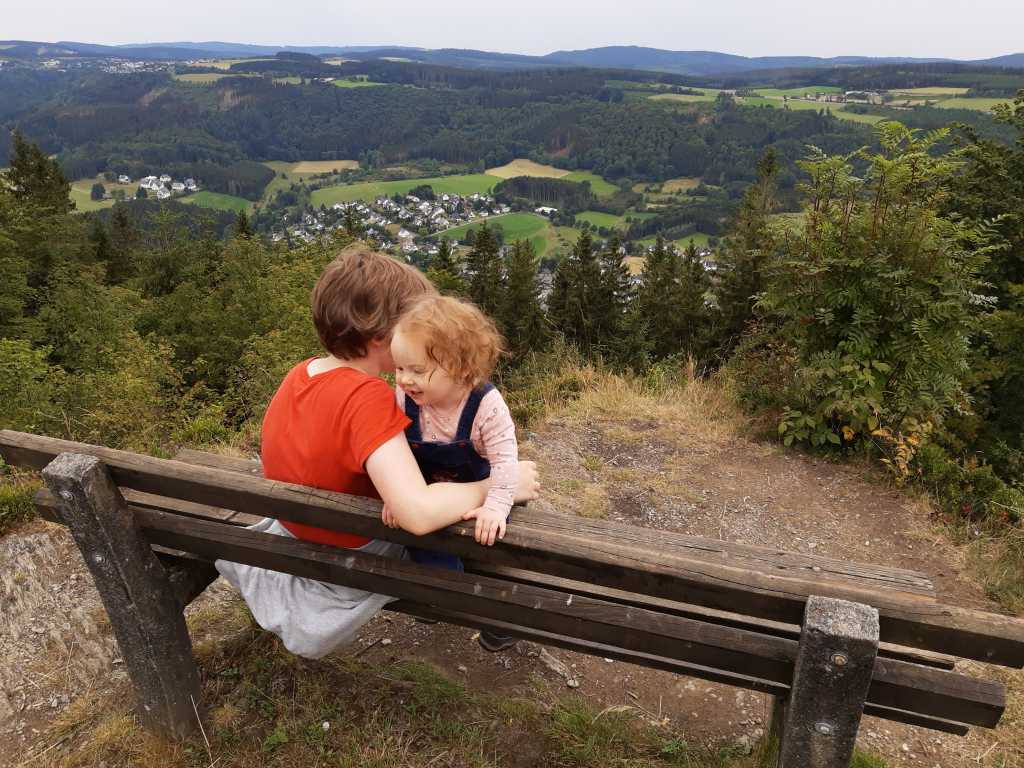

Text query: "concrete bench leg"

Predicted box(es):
[43, 452, 201, 740]
[778, 596, 880, 768]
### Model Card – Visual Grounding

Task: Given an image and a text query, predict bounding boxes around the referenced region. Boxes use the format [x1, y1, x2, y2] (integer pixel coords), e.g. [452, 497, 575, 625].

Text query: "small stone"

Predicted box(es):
[901, 743, 910, 753]
[734, 735, 753, 755]
[566, 679, 580, 688]
[380, 638, 392, 646]
[321, 721, 330, 731]
[457, 664, 468, 673]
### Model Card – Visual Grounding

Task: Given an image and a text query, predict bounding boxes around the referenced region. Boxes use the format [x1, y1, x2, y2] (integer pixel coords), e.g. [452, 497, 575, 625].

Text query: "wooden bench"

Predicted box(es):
[2, 429, 1022, 768]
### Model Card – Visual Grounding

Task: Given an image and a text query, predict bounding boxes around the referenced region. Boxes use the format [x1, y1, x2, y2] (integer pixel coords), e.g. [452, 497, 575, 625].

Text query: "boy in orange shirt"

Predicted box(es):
[216, 245, 539, 658]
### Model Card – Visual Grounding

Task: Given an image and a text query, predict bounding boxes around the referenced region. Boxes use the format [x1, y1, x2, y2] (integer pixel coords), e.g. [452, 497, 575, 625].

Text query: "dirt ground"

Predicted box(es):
[1, 407, 1020, 767]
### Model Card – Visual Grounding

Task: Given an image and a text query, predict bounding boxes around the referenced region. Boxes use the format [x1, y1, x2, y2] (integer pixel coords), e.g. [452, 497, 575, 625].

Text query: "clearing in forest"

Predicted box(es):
[485, 159, 571, 179]
[310, 174, 498, 206]
[68, 176, 139, 212]
[178, 191, 252, 213]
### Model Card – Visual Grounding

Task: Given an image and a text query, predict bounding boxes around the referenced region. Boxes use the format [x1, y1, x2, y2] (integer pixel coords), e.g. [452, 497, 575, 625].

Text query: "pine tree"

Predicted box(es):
[106, 204, 138, 284]
[548, 231, 603, 355]
[500, 239, 547, 360]
[592, 234, 635, 361]
[425, 237, 466, 294]
[714, 147, 779, 353]
[4, 132, 73, 214]
[636, 236, 680, 360]
[466, 221, 503, 316]
[233, 210, 252, 238]
[342, 206, 363, 238]
[676, 241, 713, 359]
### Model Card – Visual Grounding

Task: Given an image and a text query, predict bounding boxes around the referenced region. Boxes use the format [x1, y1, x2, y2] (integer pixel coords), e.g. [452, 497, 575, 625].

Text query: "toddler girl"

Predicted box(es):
[386, 295, 519, 650]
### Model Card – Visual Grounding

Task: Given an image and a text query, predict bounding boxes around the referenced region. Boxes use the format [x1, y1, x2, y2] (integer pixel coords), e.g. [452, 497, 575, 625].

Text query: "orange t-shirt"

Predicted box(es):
[261, 358, 410, 548]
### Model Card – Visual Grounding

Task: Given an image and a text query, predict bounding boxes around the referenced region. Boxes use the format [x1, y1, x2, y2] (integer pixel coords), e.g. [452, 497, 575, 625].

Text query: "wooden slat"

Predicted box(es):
[173, 448, 936, 598]
[31, 488, 956, 671]
[5, 431, 1022, 667]
[465, 563, 957, 670]
[385, 601, 971, 736]
[132, 506, 1005, 728]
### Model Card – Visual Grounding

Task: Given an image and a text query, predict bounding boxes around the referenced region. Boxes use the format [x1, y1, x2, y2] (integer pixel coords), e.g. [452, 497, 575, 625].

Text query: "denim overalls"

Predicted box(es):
[404, 383, 495, 571]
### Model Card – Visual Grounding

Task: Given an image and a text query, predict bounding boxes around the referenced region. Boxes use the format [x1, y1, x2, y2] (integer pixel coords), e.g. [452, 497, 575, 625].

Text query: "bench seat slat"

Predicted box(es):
[172, 448, 936, 597]
[32, 488, 958, 671]
[132, 506, 1005, 729]
[5, 430, 1021, 668]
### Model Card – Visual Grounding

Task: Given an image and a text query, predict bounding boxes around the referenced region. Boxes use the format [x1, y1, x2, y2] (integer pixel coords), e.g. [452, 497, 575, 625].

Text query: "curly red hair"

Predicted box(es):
[396, 295, 506, 388]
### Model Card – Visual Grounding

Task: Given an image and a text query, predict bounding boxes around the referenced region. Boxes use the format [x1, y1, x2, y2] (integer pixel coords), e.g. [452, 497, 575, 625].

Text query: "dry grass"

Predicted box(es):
[485, 159, 571, 180]
[291, 160, 360, 174]
[662, 177, 702, 194]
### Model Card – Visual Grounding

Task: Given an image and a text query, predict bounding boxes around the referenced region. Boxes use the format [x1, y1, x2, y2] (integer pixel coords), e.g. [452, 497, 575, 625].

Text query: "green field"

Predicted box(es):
[638, 232, 713, 250]
[69, 177, 139, 212]
[438, 213, 589, 259]
[332, 78, 387, 89]
[751, 86, 843, 98]
[311, 174, 498, 206]
[649, 91, 721, 104]
[576, 211, 625, 229]
[439, 213, 549, 256]
[564, 171, 618, 197]
[931, 97, 1012, 111]
[179, 191, 252, 212]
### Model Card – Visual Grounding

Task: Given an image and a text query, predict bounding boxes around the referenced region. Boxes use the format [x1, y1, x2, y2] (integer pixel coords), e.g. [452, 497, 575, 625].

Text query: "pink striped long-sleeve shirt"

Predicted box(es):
[395, 386, 518, 519]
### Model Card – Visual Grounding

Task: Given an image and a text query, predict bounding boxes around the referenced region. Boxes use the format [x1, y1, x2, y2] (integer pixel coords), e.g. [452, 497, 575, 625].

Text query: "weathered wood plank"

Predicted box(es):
[779, 597, 879, 767]
[133, 507, 1005, 728]
[465, 562, 957, 671]
[41, 453, 201, 740]
[173, 447, 936, 597]
[5, 430, 1020, 667]
[384, 602, 970, 736]
[30, 488, 958, 672]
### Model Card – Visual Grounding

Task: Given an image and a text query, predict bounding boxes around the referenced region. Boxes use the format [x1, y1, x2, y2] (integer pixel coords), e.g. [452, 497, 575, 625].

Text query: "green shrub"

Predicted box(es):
[0, 474, 39, 534]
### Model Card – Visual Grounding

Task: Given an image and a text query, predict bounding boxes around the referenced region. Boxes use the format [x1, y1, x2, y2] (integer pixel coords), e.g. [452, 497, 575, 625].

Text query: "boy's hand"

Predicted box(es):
[514, 460, 540, 503]
[381, 505, 400, 529]
[462, 507, 508, 546]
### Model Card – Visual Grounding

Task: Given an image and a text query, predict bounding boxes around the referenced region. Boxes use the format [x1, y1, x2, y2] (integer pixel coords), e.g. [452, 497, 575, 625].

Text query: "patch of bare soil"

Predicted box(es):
[0, 410, 1019, 767]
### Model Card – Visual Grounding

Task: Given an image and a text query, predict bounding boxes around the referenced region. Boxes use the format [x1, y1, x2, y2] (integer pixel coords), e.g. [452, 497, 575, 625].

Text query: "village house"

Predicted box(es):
[118, 174, 131, 184]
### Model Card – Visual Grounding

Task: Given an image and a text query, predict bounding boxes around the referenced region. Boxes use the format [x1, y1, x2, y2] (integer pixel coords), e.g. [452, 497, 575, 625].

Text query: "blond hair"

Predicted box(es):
[311, 245, 436, 359]
[397, 295, 505, 388]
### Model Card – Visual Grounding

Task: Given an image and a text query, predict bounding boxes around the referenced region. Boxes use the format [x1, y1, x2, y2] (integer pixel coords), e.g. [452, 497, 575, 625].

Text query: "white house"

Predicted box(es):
[156, 187, 171, 200]
[118, 175, 131, 184]
[535, 206, 558, 215]
[159, 174, 172, 184]
[184, 178, 197, 191]
[140, 175, 159, 190]
[171, 182, 185, 193]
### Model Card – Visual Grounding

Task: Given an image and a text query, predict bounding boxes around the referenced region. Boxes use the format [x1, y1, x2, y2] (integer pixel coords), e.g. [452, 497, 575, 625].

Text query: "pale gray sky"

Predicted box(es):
[5, 0, 1021, 60]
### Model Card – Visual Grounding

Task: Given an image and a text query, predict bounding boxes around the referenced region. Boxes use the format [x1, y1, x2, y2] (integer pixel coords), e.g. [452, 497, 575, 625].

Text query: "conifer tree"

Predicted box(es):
[106, 204, 138, 284]
[714, 147, 779, 353]
[636, 236, 681, 360]
[548, 231, 603, 355]
[466, 221, 503, 317]
[342, 206, 363, 238]
[425, 237, 466, 295]
[592, 234, 635, 360]
[3, 132, 73, 214]
[233, 210, 252, 238]
[500, 239, 547, 360]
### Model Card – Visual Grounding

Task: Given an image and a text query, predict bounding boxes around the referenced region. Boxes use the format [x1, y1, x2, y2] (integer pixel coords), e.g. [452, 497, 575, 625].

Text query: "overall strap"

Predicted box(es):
[403, 391, 423, 441]
[455, 383, 495, 442]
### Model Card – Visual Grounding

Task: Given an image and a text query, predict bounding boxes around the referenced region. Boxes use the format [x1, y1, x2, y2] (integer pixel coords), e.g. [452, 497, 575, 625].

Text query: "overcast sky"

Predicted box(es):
[6, 0, 1020, 60]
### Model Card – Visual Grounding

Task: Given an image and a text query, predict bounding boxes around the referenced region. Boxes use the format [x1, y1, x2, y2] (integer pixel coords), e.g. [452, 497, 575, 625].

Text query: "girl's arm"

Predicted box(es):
[365, 433, 538, 536]
[462, 389, 519, 545]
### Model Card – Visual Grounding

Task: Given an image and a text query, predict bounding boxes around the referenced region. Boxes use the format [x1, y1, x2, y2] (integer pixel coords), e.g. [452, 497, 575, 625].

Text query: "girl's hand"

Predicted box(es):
[514, 460, 540, 503]
[462, 507, 508, 546]
[381, 505, 401, 529]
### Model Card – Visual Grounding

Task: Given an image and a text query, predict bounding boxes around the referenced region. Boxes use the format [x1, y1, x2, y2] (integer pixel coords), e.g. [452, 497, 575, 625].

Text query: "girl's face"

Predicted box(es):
[391, 328, 467, 409]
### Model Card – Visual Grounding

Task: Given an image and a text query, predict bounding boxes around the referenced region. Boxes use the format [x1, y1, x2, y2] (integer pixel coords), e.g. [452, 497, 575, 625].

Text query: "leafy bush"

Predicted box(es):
[758, 123, 998, 454]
